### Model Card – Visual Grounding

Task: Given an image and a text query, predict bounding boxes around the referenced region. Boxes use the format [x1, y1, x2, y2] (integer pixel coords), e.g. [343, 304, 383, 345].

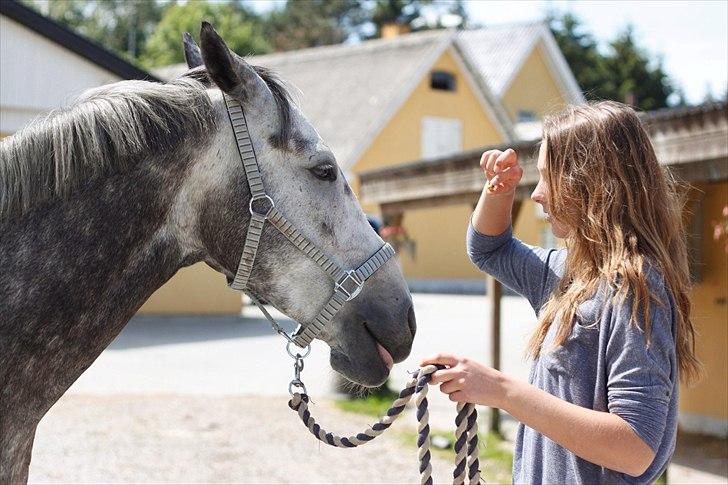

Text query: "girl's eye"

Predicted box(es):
[310, 164, 337, 182]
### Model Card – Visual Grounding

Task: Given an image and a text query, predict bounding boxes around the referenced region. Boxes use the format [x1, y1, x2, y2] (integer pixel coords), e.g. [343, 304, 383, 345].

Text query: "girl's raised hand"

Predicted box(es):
[420, 353, 510, 407]
[479, 148, 523, 195]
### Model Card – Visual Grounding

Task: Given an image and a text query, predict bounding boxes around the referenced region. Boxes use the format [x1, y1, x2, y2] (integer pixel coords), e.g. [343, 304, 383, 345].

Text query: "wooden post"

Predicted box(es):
[487, 275, 502, 435]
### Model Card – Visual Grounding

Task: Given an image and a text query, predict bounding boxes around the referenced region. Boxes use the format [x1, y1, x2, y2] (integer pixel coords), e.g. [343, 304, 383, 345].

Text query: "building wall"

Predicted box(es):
[355, 46, 567, 280]
[138, 263, 242, 314]
[501, 42, 568, 122]
[354, 48, 505, 175]
[679, 181, 728, 435]
[0, 15, 121, 133]
[354, 48, 505, 279]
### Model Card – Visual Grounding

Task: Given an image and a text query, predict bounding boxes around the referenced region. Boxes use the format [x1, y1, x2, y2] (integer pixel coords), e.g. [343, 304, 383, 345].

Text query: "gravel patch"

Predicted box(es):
[29, 394, 462, 484]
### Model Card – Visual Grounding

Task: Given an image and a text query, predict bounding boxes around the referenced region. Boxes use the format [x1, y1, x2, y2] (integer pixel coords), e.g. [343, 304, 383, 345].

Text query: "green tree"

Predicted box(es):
[24, 0, 166, 62]
[547, 11, 607, 100]
[140, 1, 270, 67]
[262, 0, 368, 52]
[601, 25, 673, 110]
[548, 12, 675, 110]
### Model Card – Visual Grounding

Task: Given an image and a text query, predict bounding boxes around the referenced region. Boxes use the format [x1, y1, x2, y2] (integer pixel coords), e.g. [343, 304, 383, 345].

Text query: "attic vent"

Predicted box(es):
[430, 71, 456, 91]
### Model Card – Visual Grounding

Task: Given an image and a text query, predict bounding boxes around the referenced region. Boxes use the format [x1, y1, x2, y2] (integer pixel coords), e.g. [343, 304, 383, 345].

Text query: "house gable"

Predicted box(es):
[501, 40, 569, 122]
[353, 48, 506, 187]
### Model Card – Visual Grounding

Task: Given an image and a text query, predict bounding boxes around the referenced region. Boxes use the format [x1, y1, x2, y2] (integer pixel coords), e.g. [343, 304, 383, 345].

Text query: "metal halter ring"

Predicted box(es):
[286, 340, 311, 359]
[335, 270, 363, 301]
[249, 194, 275, 218]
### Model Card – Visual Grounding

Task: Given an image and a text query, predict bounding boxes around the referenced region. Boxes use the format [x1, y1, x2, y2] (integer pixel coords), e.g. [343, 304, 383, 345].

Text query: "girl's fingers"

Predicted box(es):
[484, 151, 501, 178]
[493, 149, 515, 170]
[448, 390, 467, 402]
[429, 368, 461, 384]
[420, 352, 459, 367]
[439, 379, 465, 394]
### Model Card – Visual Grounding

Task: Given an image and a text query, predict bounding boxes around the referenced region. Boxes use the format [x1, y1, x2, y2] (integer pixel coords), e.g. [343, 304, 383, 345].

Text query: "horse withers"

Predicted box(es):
[0, 23, 415, 482]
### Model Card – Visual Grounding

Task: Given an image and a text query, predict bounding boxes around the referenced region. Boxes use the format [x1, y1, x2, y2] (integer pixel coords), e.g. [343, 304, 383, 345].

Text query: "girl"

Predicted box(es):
[423, 101, 701, 484]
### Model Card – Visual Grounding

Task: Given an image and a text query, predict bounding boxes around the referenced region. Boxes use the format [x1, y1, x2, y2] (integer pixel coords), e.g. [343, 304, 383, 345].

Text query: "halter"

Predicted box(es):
[223, 94, 395, 349]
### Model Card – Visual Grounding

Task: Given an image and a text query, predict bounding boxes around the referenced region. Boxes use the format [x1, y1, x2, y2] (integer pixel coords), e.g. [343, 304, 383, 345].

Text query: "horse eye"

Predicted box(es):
[310, 164, 337, 182]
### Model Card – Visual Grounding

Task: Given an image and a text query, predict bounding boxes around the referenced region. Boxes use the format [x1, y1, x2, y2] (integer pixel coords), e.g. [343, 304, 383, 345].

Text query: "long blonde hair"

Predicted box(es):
[527, 101, 702, 384]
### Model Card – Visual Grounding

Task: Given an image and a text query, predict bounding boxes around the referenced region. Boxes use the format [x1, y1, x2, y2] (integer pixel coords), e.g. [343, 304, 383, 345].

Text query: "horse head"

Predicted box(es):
[178, 24, 416, 387]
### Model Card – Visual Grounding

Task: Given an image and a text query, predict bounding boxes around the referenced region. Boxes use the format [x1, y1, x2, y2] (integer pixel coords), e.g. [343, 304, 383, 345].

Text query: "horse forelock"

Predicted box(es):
[181, 63, 294, 150]
[0, 77, 218, 223]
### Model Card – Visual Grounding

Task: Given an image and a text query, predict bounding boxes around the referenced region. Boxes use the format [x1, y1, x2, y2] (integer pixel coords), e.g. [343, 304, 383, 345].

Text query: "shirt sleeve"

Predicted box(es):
[605, 270, 677, 453]
[466, 221, 564, 311]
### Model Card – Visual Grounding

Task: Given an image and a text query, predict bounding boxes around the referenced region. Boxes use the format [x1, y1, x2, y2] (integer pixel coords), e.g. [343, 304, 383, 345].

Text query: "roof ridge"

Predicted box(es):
[250, 29, 453, 65]
[157, 29, 454, 74]
[464, 20, 547, 32]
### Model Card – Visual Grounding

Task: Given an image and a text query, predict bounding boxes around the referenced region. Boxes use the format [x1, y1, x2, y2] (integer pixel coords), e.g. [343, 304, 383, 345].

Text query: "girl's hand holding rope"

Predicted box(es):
[421, 353, 511, 408]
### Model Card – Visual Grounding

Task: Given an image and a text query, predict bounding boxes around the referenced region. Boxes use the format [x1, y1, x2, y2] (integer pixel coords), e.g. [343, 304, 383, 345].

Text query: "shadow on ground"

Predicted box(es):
[669, 431, 728, 482]
[108, 314, 297, 350]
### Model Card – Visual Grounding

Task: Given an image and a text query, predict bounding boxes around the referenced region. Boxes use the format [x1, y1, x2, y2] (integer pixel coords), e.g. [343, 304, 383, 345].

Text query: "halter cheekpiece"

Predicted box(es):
[222, 94, 395, 348]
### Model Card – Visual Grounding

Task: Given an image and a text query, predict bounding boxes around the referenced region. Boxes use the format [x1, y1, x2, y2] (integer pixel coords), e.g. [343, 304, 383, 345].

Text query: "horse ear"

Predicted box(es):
[199, 21, 267, 101]
[183, 32, 203, 69]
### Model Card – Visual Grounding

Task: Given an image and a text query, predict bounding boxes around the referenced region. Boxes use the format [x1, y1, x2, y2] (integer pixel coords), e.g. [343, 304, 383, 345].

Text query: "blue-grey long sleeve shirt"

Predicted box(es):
[466, 223, 678, 484]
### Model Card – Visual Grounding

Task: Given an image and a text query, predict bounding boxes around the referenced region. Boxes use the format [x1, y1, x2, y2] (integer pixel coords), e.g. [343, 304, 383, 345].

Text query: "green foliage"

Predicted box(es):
[399, 429, 513, 482]
[547, 12, 606, 99]
[548, 11, 675, 110]
[139, 1, 271, 68]
[24, 0, 165, 62]
[263, 0, 367, 52]
[334, 382, 400, 417]
[601, 25, 672, 111]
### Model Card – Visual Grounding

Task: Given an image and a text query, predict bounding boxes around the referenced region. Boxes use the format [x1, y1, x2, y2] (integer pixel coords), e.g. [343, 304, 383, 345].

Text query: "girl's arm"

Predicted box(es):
[422, 354, 655, 477]
[504, 377, 655, 477]
[472, 149, 519, 236]
[423, 271, 675, 478]
[468, 149, 562, 310]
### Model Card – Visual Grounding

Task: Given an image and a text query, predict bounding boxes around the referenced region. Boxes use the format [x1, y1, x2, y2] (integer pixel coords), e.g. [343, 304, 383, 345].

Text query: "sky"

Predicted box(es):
[465, 1, 728, 104]
[248, 0, 728, 105]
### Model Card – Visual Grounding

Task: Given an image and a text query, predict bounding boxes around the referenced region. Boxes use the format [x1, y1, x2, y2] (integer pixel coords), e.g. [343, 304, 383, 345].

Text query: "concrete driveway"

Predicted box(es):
[30, 293, 532, 484]
[65, 293, 537, 431]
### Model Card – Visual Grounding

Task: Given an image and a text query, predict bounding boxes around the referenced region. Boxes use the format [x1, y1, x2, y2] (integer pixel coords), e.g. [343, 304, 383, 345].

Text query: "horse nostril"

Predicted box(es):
[407, 305, 417, 339]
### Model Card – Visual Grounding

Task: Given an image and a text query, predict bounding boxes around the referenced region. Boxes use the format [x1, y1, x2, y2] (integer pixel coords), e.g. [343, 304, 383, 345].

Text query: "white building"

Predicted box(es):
[0, 0, 156, 137]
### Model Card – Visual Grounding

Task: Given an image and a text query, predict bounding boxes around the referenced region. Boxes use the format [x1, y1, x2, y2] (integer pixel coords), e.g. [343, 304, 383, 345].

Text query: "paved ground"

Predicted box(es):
[30, 395, 463, 484]
[27, 293, 727, 483]
[30, 293, 530, 483]
[66, 293, 537, 433]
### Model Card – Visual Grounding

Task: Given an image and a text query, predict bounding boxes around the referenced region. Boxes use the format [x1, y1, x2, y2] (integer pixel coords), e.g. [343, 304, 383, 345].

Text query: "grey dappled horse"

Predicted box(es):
[0, 24, 415, 482]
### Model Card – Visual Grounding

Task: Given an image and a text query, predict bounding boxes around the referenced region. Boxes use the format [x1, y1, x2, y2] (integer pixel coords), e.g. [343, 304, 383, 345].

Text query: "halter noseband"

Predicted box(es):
[223, 94, 395, 348]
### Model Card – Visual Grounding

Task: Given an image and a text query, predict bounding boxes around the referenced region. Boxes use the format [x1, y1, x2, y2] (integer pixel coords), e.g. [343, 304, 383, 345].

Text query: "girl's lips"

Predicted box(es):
[377, 343, 394, 370]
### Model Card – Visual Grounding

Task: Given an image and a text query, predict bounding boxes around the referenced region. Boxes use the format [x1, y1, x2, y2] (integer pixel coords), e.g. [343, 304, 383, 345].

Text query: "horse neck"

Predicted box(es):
[0, 151, 195, 420]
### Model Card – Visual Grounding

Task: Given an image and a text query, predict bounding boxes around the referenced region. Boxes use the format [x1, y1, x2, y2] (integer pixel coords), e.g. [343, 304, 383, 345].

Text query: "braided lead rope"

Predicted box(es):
[287, 365, 482, 485]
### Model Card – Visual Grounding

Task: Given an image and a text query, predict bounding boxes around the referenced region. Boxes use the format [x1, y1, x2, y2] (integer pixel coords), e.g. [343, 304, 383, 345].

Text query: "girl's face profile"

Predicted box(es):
[531, 141, 569, 239]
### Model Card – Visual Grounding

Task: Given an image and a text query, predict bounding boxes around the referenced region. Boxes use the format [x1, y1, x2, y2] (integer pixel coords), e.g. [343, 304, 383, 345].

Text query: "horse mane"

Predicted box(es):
[0, 61, 296, 224]
[0, 77, 217, 223]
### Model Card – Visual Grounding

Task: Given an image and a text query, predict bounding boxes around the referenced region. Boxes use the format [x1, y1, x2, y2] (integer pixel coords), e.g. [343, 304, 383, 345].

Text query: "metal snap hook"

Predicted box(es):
[288, 379, 308, 396]
[286, 340, 311, 359]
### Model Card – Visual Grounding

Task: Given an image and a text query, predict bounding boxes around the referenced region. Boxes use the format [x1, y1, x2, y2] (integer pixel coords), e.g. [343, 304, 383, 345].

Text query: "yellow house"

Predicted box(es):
[149, 23, 583, 311]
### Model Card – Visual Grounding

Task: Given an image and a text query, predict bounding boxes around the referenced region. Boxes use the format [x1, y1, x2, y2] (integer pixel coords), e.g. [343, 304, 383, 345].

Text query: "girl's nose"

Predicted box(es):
[531, 189, 542, 204]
